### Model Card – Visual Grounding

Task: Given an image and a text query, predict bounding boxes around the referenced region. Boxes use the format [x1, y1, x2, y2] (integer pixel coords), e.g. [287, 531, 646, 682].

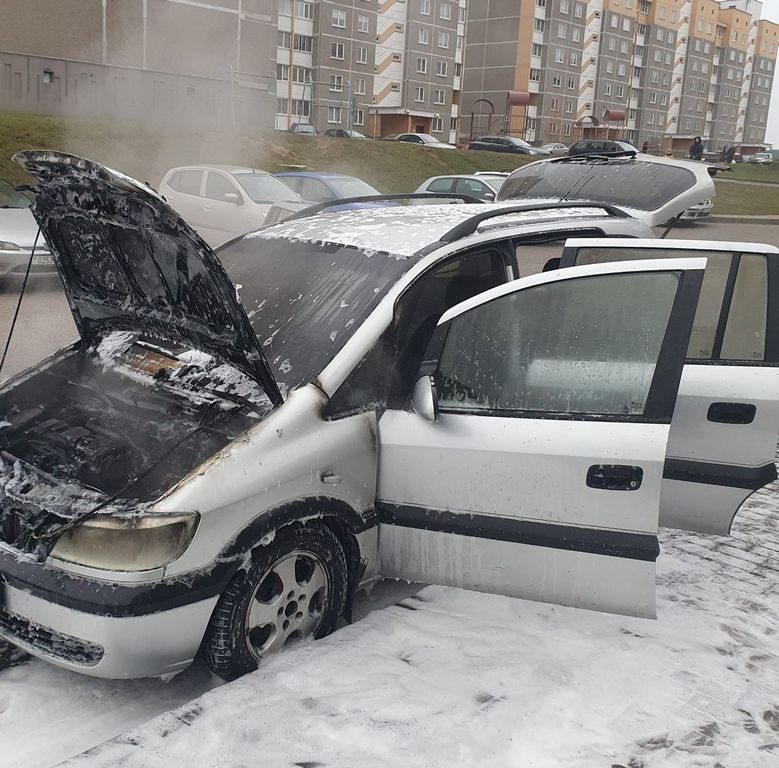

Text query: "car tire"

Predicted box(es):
[203, 523, 348, 682]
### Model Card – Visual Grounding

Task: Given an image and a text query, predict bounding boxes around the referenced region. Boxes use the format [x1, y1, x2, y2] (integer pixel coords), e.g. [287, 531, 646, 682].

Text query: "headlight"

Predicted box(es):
[50, 512, 199, 572]
[0, 241, 21, 251]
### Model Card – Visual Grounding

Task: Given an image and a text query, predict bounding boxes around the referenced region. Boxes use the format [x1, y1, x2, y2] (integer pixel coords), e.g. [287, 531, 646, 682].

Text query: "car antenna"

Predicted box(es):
[0, 216, 44, 379]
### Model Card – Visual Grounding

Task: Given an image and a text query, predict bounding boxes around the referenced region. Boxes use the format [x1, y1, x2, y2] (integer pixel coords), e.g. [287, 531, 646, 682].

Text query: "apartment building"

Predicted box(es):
[275, 0, 467, 143]
[462, 0, 777, 152]
[0, 0, 276, 127]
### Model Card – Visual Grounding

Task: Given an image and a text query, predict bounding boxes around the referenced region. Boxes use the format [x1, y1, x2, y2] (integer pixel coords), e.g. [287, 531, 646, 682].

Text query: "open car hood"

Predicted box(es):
[496, 155, 716, 227]
[14, 151, 282, 406]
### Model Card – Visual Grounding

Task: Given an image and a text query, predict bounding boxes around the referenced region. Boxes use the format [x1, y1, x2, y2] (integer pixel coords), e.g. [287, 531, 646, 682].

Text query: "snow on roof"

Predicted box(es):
[249, 202, 615, 258]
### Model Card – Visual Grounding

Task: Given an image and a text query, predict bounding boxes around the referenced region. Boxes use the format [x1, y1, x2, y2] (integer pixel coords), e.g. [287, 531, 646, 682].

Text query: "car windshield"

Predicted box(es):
[326, 177, 379, 197]
[234, 173, 301, 204]
[416, 134, 437, 143]
[0, 179, 31, 208]
[218, 237, 410, 389]
[498, 160, 696, 211]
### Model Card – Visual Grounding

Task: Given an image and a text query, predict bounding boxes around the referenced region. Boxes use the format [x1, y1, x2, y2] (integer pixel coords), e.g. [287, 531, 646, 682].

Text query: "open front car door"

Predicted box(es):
[377, 258, 706, 619]
[560, 238, 779, 536]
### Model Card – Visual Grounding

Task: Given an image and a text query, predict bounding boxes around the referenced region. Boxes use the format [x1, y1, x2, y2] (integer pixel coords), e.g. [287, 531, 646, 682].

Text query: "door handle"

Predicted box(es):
[586, 465, 643, 491]
[707, 402, 756, 424]
[320, 472, 341, 485]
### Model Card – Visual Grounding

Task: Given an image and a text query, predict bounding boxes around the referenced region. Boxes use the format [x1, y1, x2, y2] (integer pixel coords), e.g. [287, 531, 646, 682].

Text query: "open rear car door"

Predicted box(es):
[560, 238, 779, 535]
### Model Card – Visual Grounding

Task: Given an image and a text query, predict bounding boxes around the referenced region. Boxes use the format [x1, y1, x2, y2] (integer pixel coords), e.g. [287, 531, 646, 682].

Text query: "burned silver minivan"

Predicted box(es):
[0, 152, 776, 681]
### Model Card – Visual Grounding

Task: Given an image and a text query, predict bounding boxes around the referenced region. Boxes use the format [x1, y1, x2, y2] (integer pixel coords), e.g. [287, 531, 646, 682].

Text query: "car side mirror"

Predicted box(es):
[483, 192, 495, 201]
[411, 375, 439, 423]
[224, 192, 242, 205]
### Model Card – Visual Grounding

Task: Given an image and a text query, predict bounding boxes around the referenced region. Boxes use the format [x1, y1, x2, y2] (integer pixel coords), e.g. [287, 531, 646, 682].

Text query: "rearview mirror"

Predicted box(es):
[224, 192, 242, 204]
[483, 192, 495, 201]
[411, 376, 439, 423]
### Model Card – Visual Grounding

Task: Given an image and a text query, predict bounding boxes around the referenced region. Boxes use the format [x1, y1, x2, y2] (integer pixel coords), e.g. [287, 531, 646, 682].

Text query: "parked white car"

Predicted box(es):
[0, 179, 56, 282]
[753, 152, 774, 165]
[415, 174, 506, 201]
[681, 198, 714, 221]
[1, 151, 776, 685]
[158, 165, 303, 247]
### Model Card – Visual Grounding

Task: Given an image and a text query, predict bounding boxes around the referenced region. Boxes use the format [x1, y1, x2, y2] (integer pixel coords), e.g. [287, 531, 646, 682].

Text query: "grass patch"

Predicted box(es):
[0, 111, 530, 193]
[723, 163, 779, 185]
[713, 179, 779, 215]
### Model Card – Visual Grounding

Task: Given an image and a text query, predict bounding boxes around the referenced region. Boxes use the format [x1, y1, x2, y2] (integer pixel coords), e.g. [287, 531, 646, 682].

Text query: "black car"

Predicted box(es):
[468, 136, 548, 155]
[567, 139, 636, 156]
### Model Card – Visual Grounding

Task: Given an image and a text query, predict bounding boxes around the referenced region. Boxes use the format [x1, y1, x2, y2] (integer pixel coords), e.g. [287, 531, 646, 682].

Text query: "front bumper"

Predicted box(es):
[0, 546, 236, 678]
[1, 582, 217, 678]
[0, 248, 57, 278]
[681, 207, 713, 220]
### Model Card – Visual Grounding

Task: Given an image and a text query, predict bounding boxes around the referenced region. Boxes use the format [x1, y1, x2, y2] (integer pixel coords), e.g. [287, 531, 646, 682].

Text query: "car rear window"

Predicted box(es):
[498, 160, 697, 211]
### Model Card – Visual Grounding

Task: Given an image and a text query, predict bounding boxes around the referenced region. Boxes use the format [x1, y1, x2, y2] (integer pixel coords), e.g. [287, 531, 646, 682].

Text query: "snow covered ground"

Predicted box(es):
[38, 479, 778, 768]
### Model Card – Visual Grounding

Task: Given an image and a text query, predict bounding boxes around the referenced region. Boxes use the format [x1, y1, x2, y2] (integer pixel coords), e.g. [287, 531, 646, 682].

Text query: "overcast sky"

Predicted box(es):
[764, 0, 779, 144]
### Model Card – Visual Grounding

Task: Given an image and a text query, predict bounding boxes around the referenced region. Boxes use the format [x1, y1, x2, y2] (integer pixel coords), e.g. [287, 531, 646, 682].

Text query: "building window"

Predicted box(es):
[292, 66, 310, 84]
[555, 49, 565, 64]
[550, 96, 560, 111]
[415, 86, 425, 102]
[604, 83, 612, 96]
[438, 32, 450, 49]
[560, 0, 570, 13]
[440, 3, 452, 21]
[616, 84, 624, 97]
[532, 43, 543, 57]
[356, 46, 368, 64]
[296, 1, 313, 19]
[279, 0, 291, 15]
[565, 98, 573, 113]
[291, 98, 310, 117]
[572, 27, 581, 42]
[332, 9, 346, 28]
[569, 52, 578, 66]
[354, 77, 366, 95]
[329, 74, 343, 92]
[622, 17, 630, 32]
[434, 88, 445, 104]
[610, 13, 618, 29]
[436, 60, 448, 77]
[557, 23, 567, 39]
[530, 68, 541, 82]
[432, 115, 443, 132]
[331, 42, 344, 59]
[552, 72, 562, 87]
[328, 106, 342, 124]
[534, 18, 545, 32]
[417, 57, 427, 74]
[606, 60, 614, 74]
[357, 15, 369, 33]
[419, 28, 429, 45]
[278, 31, 291, 48]
[355, 109, 365, 126]
[420, 0, 430, 14]
[567, 75, 575, 88]
[276, 63, 289, 81]
[563, 122, 572, 136]
[574, 3, 584, 18]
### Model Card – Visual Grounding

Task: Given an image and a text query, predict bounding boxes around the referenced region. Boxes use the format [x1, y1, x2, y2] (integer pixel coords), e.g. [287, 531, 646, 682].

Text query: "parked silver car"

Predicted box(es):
[1, 151, 776, 684]
[414, 174, 506, 201]
[158, 165, 303, 248]
[0, 179, 56, 281]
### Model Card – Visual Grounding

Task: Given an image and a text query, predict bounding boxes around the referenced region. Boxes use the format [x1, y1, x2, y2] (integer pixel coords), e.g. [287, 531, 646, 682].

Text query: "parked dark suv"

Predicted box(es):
[468, 136, 549, 155]
[567, 139, 636, 156]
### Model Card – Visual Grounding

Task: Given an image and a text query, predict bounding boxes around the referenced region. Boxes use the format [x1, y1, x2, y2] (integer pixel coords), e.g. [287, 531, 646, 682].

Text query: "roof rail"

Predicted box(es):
[282, 193, 481, 223]
[438, 201, 629, 244]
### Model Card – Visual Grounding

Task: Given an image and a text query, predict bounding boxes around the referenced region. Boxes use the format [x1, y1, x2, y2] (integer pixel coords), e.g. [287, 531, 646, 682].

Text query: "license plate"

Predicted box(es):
[32, 254, 54, 265]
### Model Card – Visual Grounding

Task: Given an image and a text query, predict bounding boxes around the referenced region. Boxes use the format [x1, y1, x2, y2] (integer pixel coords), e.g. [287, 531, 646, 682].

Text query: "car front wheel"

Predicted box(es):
[203, 523, 348, 681]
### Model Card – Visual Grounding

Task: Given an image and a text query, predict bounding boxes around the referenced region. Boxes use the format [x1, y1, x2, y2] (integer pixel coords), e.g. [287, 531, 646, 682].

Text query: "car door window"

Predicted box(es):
[437, 271, 681, 417]
[455, 179, 492, 200]
[720, 254, 768, 361]
[205, 172, 240, 202]
[175, 169, 204, 196]
[301, 178, 333, 202]
[427, 178, 455, 193]
[280, 176, 304, 195]
[573, 247, 769, 362]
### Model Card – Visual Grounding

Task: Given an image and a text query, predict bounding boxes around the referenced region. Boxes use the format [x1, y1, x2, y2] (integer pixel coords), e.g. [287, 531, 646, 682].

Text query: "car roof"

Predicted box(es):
[167, 165, 269, 175]
[250, 202, 634, 259]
